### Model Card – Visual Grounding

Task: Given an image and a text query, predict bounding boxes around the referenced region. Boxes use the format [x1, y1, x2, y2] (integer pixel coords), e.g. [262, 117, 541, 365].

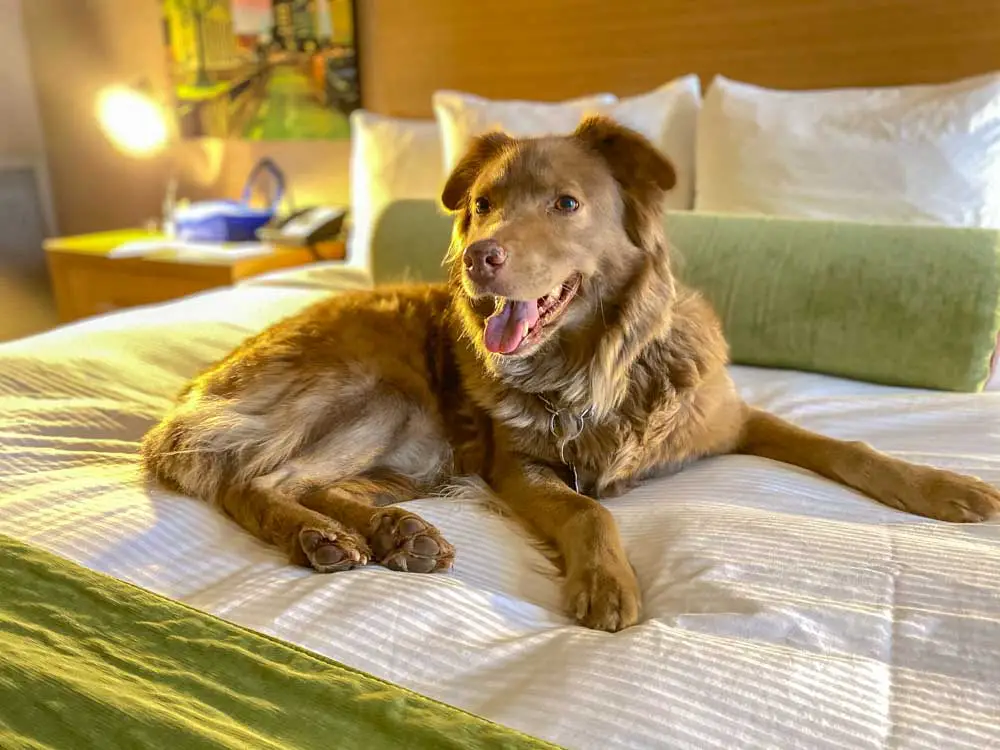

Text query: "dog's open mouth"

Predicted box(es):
[483, 274, 582, 355]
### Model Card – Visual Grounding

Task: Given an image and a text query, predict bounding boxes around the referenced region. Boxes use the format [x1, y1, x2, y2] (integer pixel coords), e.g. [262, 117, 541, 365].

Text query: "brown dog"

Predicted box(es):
[141, 116, 1000, 632]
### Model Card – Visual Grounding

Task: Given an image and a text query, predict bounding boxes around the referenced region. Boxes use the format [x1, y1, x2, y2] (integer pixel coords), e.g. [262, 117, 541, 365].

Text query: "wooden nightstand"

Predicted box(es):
[44, 230, 343, 323]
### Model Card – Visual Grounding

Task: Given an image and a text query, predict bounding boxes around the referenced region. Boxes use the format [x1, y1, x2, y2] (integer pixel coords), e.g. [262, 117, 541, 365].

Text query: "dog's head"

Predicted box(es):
[442, 116, 676, 368]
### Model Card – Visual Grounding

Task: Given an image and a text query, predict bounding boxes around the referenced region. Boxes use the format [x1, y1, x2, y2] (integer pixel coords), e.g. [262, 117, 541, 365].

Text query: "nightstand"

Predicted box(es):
[44, 230, 344, 323]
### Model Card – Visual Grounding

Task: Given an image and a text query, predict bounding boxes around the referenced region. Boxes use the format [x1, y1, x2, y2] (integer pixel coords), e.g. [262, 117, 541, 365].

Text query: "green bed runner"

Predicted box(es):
[0, 534, 559, 749]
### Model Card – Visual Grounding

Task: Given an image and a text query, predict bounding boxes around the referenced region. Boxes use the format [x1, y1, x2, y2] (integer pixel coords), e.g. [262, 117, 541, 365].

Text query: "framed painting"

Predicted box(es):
[160, 0, 360, 141]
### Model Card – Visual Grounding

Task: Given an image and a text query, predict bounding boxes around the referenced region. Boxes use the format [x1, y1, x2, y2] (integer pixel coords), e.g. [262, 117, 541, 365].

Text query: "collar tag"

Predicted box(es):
[539, 395, 593, 492]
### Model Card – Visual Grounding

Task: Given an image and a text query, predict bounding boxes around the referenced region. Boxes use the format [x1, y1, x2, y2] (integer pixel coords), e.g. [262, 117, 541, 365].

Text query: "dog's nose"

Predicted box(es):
[463, 239, 507, 280]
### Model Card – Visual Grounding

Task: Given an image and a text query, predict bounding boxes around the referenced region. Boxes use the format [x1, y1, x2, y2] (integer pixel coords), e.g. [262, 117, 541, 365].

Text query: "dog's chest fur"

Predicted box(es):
[449, 300, 740, 497]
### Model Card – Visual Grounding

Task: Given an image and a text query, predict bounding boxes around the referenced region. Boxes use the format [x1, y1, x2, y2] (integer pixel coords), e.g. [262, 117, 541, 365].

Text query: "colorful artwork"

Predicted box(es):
[161, 0, 359, 141]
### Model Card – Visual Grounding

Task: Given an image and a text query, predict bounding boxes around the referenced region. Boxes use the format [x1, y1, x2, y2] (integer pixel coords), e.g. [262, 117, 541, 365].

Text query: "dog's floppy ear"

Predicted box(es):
[574, 115, 676, 249]
[574, 115, 676, 193]
[440, 131, 514, 212]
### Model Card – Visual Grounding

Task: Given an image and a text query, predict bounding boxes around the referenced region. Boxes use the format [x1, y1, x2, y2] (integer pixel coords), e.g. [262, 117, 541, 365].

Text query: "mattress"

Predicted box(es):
[1, 276, 998, 749]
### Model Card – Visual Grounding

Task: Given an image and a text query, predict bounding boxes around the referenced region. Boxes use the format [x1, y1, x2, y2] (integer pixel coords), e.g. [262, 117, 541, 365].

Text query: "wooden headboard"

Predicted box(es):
[356, 0, 1000, 118]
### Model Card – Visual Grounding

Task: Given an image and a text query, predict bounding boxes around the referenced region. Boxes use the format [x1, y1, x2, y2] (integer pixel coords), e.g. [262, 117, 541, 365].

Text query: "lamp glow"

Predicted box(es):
[96, 85, 169, 157]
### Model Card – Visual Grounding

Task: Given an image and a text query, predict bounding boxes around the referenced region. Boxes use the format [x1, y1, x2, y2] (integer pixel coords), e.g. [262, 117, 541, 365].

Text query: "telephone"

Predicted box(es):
[258, 205, 348, 247]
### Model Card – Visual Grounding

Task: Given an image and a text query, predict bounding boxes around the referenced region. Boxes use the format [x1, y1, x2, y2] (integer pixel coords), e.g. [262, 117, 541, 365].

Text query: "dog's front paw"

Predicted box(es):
[370, 508, 455, 573]
[565, 559, 642, 632]
[888, 468, 1000, 523]
[298, 524, 370, 572]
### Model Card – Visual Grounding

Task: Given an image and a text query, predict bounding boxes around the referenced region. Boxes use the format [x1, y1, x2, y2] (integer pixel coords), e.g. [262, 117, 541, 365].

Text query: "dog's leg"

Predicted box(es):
[217, 483, 371, 572]
[491, 453, 640, 632]
[224, 468, 455, 574]
[149, 378, 455, 573]
[245, 400, 456, 574]
[736, 406, 1000, 522]
[296, 471, 455, 574]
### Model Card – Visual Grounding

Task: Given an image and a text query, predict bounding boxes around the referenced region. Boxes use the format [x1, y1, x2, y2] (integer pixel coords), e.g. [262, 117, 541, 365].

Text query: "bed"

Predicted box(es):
[4, 1, 1000, 748]
[1, 269, 999, 748]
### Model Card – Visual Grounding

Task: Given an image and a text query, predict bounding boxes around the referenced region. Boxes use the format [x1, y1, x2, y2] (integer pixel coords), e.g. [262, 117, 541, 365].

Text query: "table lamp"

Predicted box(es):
[95, 79, 179, 236]
[95, 81, 170, 158]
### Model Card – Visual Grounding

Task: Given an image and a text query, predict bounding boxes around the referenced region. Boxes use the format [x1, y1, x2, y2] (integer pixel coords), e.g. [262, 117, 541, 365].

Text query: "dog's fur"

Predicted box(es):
[141, 116, 1000, 632]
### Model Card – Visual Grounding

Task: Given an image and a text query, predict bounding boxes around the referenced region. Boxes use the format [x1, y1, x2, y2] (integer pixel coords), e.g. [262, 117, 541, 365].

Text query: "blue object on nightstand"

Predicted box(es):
[173, 158, 286, 243]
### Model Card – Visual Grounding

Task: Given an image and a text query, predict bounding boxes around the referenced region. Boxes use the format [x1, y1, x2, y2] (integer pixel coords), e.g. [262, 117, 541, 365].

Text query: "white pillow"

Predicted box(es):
[598, 76, 702, 211]
[433, 77, 702, 210]
[432, 90, 617, 173]
[695, 73, 1000, 227]
[347, 110, 445, 271]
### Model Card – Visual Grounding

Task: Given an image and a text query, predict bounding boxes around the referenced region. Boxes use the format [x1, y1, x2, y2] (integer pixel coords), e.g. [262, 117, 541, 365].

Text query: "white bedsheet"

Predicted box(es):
[1, 282, 999, 750]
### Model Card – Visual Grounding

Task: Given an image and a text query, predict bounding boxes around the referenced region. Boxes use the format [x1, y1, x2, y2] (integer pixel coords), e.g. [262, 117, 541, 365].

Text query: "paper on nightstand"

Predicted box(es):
[109, 239, 274, 260]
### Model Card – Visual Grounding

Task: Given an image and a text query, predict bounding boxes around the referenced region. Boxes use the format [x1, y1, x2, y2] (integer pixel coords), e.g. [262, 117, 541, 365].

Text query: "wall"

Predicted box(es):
[22, 0, 352, 238]
[0, 0, 47, 159]
[0, 0, 58, 340]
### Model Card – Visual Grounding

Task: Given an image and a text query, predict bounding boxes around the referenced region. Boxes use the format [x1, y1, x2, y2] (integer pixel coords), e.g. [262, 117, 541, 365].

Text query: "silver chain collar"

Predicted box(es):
[537, 394, 594, 493]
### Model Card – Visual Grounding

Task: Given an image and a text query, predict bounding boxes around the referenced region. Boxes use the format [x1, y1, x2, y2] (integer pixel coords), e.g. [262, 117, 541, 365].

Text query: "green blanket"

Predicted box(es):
[0, 534, 557, 750]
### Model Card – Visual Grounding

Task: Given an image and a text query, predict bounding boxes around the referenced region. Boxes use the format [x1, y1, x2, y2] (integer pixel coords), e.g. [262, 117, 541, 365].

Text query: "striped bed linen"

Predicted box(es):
[0, 281, 998, 749]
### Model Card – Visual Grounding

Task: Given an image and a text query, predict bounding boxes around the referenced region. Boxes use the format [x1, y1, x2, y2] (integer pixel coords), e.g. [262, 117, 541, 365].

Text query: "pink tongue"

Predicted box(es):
[484, 299, 540, 354]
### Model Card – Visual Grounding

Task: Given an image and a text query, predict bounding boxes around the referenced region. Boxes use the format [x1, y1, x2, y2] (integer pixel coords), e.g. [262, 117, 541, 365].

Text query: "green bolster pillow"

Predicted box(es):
[370, 200, 453, 285]
[666, 211, 1000, 392]
[367, 201, 1000, 391]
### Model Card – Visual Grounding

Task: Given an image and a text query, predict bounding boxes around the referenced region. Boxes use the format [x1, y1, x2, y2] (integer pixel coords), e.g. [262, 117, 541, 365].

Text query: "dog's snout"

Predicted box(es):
[463, 239, 507, 281]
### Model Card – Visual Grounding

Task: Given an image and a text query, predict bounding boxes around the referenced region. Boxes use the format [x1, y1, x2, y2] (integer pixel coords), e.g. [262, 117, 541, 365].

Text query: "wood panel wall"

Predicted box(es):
[357, 0, 1000, 117]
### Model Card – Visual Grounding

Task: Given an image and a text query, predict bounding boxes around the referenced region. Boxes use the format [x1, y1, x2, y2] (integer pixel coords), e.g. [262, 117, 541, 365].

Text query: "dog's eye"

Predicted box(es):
[554, 195, 580, 213]
[474, 197, 491, 215]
